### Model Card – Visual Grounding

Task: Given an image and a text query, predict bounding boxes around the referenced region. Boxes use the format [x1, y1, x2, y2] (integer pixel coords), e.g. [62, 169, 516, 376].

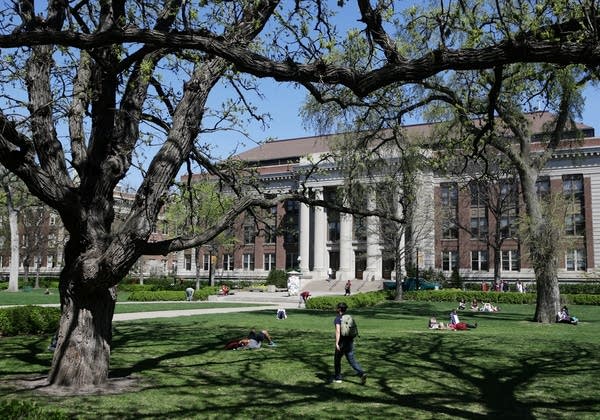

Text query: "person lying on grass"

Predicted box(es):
[449, 309, 477, 330]
[224, 328, 277, 350]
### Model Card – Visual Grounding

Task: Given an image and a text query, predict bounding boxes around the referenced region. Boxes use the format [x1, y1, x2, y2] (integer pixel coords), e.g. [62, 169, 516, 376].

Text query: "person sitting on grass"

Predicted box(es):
[428, 316, 447, 330]
[458, 298, 466, 310]
[480, 302, 500, 312]
[557, 306, 579, 325]
[449, 309, 477, 330]
[470, 299, 479, 311]
[276, 307, 287, 319]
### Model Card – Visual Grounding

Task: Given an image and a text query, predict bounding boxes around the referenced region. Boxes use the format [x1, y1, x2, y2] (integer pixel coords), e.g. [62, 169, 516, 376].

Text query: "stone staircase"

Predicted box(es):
[301, 278, 385, 295]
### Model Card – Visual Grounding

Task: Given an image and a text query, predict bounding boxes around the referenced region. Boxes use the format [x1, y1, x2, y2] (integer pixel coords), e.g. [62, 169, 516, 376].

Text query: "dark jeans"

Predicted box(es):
[334, 338, 364, 379]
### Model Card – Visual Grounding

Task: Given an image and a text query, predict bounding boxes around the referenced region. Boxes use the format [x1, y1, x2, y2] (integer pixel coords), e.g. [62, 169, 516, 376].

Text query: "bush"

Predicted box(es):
[402, 290, 599, 305]
[564, 294, 600, 305]
[559, 283, 600, 294]
[0, 306, 61, 336]
[127, 286, 219, 302]
[0, 400, 69, 420]
[306, 291, 390, 310]
[265, 270, 288, 289]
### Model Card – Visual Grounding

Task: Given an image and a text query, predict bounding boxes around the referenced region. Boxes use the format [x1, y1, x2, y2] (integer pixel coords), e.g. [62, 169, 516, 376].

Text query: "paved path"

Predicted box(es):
[2, 279, 385, 321]
[113, 304, 292, 321]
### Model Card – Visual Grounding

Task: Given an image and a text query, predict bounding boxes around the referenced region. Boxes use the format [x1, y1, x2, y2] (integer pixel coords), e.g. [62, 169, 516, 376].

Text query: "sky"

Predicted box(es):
[201, 80, 600, 155]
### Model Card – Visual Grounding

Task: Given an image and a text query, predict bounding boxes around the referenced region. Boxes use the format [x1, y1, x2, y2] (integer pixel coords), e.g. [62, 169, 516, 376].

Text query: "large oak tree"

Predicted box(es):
[1, 0, 600, 388]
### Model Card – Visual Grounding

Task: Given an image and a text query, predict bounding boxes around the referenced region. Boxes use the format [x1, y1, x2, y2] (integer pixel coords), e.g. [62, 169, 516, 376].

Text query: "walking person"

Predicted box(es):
[333, 302, 367, 384]
[344, 280, 352, 296]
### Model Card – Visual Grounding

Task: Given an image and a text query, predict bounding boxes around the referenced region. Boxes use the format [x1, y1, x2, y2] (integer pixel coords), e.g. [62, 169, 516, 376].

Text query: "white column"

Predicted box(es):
[338, 211, 353, 280]
[365, 189, 382, 281]
[313, 188, 327, 279]
[299, 202, 310, 273]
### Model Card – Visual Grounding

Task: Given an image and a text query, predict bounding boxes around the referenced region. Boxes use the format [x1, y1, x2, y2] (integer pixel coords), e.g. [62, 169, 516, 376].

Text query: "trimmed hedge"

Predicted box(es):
[402, 289, 600, 305]
[0, 305, 61, 336]
[127, 286, 219, 302]
[306, 291, 390, 310]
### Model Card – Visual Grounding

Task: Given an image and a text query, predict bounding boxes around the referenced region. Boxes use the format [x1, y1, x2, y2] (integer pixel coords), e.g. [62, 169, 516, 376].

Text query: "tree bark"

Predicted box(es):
[520, 168, 561, 323]
[7, 203, 19, 292]
[48, 270, 116, 387]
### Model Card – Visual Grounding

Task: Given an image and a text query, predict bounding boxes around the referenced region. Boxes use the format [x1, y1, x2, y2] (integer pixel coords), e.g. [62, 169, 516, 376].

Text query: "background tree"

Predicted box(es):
[165, 180, 235, 289]
[0, 166, 23, 292]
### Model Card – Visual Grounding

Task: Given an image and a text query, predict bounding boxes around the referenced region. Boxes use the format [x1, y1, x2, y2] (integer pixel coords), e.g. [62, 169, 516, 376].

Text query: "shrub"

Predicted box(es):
[0, 400, 69, 420]
[127, 286, 219, 302]
[564, 294, 600, 305]
[306, 291, 390, 310]
[265, 270, 288, 289]
[0, 306, 61, 336]
[401, 290, 599, 305]
[559, 283, 600, 294]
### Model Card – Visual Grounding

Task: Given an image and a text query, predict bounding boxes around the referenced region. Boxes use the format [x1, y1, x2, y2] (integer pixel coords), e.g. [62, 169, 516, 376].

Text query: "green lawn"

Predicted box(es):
[0, 288, 263, 313]
[1, 301, 599, 419]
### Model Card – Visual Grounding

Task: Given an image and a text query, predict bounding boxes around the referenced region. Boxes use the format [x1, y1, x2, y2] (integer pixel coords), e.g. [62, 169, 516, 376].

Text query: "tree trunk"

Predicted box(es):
[7, 207, 19, 292]
[48, 275, 116, 387]
[394, 247, 403, 301]
[195, 246, 201, 290]
[530, 224, 561, 323]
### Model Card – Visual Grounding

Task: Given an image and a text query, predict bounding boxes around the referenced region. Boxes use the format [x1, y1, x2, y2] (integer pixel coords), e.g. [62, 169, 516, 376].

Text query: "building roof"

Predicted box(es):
[234, 112, 594, 164]
[234, 135, 333, 162]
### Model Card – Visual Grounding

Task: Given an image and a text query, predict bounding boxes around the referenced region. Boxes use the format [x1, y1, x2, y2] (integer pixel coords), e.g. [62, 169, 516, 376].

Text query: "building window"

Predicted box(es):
[499, 212, 518, 239]
[161, 221, 169, 235]
[470, 207, 488, 239]
[264, 224, 276, 244]
[469, 182, 488, 239]
[499, 179, 519, 239]
[203, 254, 210, 271]
[471, 250, 489, 271]
[536, 176, 550, 199]
[244, 225, 256, 244]
[222, 254, 233, 271]
[566, 249, 586, 271]
[184, 254, 192, 271]
[328, 220, 340, 242]
[285, 200, 299, 212]
[442, 251, 458, 271]
[243, 253, 255, 271]
[563, 174, 584, 236]
[441, 183, 458, 239]
[264, 253, 276, 271]
[46, 254, 54, 268]
[286, 252, 299, 270]
[501, 250, 520, 271]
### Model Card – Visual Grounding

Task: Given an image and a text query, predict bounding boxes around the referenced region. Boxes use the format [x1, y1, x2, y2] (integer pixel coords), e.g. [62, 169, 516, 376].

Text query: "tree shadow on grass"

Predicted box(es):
[3, 309, 599, 418]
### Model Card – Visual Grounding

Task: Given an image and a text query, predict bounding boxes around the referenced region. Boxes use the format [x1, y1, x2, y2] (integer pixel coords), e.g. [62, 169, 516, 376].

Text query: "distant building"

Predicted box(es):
[178, 112, 600, 285]
[3, 112, 599, 286]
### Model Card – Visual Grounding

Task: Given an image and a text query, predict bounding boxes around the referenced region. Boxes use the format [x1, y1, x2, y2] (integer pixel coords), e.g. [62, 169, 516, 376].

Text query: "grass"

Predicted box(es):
[0, 288, 262, 313]
[0, 301, 599, 419]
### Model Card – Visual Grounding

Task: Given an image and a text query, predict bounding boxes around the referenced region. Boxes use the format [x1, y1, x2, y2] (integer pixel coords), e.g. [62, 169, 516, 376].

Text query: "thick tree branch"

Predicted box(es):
[1, 19, 600, 97]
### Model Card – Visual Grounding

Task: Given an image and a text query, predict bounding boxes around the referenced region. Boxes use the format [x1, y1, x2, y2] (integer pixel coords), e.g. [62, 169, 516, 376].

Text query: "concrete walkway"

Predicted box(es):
[2, 279, 385, 321]
[114, 279, 384, 321]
